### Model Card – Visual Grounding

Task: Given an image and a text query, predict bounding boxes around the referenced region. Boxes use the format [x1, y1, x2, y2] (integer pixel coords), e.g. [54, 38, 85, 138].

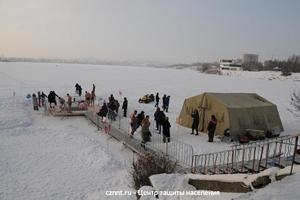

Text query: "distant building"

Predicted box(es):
[243, 54, 259, 64]
[219, 59, 242, 72]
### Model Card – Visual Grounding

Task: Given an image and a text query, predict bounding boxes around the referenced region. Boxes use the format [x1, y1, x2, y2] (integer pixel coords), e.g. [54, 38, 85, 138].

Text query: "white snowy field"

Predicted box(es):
[1, 62, 300, 153]
[0, 96, 134, 200]
[1, 62, 300, 200]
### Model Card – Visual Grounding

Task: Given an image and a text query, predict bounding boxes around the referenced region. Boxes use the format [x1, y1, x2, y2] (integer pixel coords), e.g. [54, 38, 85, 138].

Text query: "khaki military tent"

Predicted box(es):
[177, 93, 283, 137]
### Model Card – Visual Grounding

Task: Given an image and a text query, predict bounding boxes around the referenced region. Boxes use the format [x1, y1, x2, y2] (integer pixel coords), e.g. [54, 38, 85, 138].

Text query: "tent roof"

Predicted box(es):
[191, 93, 275, 108]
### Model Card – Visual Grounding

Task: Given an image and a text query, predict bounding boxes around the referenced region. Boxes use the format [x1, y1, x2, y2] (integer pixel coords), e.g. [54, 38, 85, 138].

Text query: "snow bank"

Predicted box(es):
[220, 70, 300, 82]
[235, 167, 300, 200]
[148, 166, 300, 200]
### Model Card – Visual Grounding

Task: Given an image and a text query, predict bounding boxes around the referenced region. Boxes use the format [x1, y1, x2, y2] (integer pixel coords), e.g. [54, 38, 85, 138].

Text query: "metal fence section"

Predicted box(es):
[49, 108, 299, 174]
[85, 111, 156, 155]
[143, 130, 194, 167]
[85, 110, 194, 168]
[192, 134, 299, 175]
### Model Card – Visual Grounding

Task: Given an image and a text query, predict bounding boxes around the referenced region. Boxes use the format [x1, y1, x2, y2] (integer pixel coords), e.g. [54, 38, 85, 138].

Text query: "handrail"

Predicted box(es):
[192, 135, 299, 174]
[85, 110, 194, 167]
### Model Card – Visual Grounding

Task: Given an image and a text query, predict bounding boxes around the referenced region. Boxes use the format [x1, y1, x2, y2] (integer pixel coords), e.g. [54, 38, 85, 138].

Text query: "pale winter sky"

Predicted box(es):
[0, 0, 299, 63]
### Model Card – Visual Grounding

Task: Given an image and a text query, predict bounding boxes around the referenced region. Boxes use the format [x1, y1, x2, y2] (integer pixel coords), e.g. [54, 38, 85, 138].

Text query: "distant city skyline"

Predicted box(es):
[0, 0, 300, 63]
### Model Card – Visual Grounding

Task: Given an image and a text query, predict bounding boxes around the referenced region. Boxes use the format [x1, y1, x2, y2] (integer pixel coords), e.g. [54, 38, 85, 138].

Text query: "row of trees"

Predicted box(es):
[243, 55, 300, 74]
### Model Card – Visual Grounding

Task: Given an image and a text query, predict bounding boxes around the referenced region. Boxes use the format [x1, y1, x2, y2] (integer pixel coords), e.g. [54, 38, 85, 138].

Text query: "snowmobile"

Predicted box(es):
[138, 94, 155, 104]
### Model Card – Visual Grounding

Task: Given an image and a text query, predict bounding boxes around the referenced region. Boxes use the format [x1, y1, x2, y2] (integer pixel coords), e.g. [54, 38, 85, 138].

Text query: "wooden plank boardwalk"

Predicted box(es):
[48, 104, 158, 156]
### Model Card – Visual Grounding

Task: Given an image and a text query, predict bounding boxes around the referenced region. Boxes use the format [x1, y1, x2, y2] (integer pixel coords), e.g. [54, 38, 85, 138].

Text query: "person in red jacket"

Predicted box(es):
[207, 115, 217, 142]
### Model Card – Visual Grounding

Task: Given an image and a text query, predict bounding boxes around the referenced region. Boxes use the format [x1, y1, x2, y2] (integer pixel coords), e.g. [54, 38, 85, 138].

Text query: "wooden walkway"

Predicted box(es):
[48, 104, 157, 156]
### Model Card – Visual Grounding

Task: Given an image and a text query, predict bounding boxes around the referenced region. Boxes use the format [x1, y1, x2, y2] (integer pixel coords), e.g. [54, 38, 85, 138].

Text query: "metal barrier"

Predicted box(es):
[49, 109, 299, 173]
[192, 134, 299, 175]
[85, 111, 154, 155]
[231, 135, 292, 150]
[85, 110, 194, 168]
[143, 131, 194, 167]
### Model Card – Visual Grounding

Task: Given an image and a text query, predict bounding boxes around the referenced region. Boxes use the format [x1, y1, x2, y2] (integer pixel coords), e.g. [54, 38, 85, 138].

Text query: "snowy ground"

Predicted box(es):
[1, 62, 300, 199]
[146, 166, 300, 200]
[220, 69, 300, 82]
[0, 96, 134, 200]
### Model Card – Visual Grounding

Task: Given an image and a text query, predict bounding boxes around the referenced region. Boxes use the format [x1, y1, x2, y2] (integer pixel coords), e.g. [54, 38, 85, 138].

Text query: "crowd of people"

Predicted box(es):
[31, 91, 47, 110]
[31, 83, 95, 113]
[128, 109, 171, 145]
[31, 87, 217, 144]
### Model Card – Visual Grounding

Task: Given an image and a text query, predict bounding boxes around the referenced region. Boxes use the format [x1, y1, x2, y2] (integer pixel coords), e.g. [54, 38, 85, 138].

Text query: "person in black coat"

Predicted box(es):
[48, 91, 59, 108]
[108, 101, 117, 120]
[207, 115, 217, 142]
[157, 110, 165, 134]
[75, 83, 82, 96]
[162, 94, 167, 111]
[52, 91, 59, 105]
[97, 102, 108, 118]
[78, 85, 82, 96]
[191, 109, 200, 135]
[155, 92, 160, 107]
[122, 97, 128, 117]
[154, 107, 160, 130]
[136, 111, 145, 129]
[162, 117, 171, 143]
[165, 96, 170, 112]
